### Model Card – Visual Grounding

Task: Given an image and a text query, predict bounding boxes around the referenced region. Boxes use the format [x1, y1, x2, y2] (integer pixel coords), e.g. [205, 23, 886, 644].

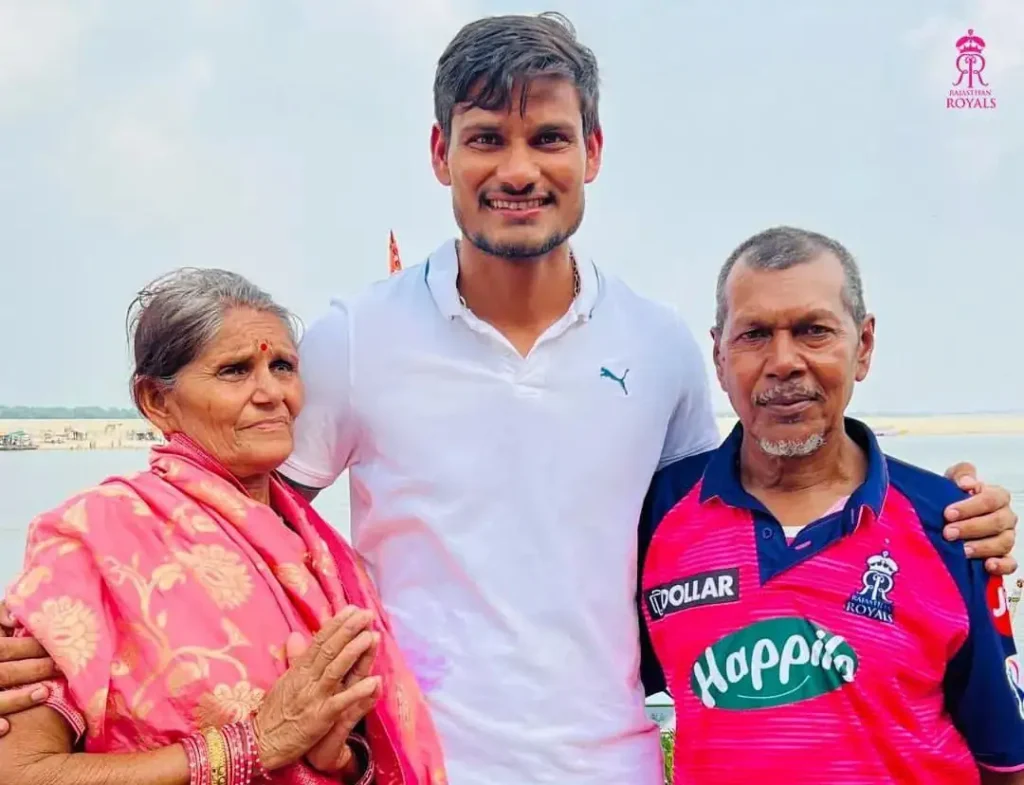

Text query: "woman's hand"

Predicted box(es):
[252, 606, 382, 772]
[293, 623, 380, 776]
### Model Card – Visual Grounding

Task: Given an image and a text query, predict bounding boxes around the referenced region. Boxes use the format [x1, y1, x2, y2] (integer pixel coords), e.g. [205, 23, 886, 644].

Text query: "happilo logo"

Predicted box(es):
[947, 28, 996, 110]
[690, 617, 858, 710]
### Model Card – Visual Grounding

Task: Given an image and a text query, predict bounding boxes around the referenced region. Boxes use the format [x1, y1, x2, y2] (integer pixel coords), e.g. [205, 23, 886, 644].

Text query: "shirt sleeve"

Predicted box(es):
[659, 312, 719, 469]
[278, 299, 360, 490]
[944, 562, 1024, 772]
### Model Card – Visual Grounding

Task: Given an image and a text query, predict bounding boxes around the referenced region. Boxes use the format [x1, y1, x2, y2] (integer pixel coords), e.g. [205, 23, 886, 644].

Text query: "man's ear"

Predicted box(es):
[430, 123, 452, 186]
[854, 314, 876, 383]
[711, 327, 726, 389]
[583, 126, 604, 184]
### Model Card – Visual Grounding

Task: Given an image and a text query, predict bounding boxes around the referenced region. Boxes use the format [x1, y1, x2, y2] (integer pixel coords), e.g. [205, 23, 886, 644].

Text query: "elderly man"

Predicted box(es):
[639, 226, 1024, 784]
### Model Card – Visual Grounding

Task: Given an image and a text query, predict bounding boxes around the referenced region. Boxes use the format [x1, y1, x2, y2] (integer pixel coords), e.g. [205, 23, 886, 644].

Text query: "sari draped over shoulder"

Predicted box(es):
[5, 434, 447, 785]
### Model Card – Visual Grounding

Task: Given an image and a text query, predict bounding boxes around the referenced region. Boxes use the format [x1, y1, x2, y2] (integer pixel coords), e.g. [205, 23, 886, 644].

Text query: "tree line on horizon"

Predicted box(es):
[0, 405, 140, 420]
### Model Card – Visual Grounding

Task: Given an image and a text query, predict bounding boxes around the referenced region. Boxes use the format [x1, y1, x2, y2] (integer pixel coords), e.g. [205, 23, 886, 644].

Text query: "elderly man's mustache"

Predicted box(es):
[754, 386, 824, 406]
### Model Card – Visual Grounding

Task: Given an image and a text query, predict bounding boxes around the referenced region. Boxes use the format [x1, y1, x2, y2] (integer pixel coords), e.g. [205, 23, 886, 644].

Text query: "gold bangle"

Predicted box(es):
[202, 726, 228, 785]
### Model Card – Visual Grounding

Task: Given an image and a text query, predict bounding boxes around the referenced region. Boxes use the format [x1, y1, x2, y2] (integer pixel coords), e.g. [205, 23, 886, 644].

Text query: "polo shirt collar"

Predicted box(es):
[425, 237, 600, 321]
[698, 416, 888, 527]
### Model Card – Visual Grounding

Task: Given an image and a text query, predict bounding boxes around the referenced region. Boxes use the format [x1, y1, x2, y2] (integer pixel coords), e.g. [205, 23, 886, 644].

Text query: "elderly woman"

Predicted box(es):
[0, 269, 447, 785]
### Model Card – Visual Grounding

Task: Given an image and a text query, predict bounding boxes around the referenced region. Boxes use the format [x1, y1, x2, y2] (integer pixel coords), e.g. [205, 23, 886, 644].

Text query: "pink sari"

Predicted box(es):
[6, 434, 447, 785]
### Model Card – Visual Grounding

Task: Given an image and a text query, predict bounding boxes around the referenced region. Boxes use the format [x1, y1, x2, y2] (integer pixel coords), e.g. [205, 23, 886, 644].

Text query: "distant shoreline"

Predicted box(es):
[2, 414, 1024, 454]
[4, 408, 1024, 421]
[0, 408, 139, 420]
[0, 419, 160, 452]
[714, 414, 1024, 438]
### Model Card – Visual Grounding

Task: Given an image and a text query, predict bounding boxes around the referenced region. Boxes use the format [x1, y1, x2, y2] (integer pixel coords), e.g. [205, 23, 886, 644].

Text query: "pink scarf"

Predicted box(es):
[6, 434, 447, 784]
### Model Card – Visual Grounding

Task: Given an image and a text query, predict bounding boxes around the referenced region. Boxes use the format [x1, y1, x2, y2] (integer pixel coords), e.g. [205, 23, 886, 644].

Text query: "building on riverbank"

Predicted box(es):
[0, 419, 163, 451]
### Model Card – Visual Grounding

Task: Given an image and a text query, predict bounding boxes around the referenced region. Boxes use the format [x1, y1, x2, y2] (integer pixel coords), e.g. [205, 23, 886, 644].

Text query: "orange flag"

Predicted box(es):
[388, 230, 402, 275]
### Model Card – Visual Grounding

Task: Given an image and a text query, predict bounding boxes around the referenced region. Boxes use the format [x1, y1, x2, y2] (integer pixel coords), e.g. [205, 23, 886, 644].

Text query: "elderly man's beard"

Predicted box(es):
[758, 433, 826, 458]
[752, 381, 828, 457]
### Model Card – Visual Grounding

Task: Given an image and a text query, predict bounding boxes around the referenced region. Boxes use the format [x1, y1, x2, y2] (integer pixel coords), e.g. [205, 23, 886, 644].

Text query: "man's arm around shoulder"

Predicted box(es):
[0, 611, 57, 735]
[278, 300, 359, 495]
[637, 450, 716, 698]
[982, 771, 1024, 784]
[281, 475, 323, 503]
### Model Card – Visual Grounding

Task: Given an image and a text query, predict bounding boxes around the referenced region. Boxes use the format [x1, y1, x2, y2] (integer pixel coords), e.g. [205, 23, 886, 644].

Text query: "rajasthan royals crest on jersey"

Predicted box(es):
[844, 550, 898, 624]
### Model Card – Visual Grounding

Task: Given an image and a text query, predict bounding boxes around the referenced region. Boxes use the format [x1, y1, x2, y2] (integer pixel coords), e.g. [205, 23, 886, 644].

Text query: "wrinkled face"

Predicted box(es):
[430, 75, 602, 260]
[141, 307, 303, 481]
[712, 255, 875, 458]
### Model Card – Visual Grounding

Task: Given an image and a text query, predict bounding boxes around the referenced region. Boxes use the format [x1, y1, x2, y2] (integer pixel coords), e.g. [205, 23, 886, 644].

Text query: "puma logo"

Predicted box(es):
[600, 366, 629, 395]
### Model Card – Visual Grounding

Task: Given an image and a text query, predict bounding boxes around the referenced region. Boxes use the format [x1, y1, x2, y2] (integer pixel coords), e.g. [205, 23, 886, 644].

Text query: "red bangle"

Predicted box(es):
[181, 731, 211, 785]
[183, 717, 266, 785]
[240, 716, 268, 781]
[222, 721, 247, 785]
[224, 717, 267, 784]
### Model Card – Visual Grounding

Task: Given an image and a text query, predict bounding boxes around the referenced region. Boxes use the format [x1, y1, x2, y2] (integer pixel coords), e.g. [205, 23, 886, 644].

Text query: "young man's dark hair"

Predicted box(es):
[432, 11, 601, 139]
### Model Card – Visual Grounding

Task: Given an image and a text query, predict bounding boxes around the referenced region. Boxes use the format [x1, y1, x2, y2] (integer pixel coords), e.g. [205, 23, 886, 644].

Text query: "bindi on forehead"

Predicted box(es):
[255, 335, 300, 358]
[206, 335, 279, 359]
[213, 308, 294, 348]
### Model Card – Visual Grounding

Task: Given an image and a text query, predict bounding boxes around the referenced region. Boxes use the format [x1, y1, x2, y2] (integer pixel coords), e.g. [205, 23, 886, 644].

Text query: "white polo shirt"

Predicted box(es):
[280, 238, 719, 785]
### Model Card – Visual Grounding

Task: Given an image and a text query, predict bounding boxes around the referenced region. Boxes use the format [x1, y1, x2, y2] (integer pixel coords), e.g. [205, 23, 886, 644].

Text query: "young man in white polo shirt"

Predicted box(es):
[276, 13, 1018, 785]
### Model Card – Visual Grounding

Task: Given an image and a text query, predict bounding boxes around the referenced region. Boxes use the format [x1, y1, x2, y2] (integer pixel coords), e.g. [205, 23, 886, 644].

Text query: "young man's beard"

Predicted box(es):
[455, 200, 584, 261]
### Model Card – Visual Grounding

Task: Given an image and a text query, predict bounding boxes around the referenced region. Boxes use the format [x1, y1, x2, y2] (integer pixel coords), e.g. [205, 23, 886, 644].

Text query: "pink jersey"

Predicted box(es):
[637, 419, 1024, 784]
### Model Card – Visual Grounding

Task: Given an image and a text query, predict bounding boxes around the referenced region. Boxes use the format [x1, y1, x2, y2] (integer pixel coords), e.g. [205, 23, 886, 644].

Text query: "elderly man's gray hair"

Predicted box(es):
[714, 226, 867, 333]
[126, 268, 298, 409]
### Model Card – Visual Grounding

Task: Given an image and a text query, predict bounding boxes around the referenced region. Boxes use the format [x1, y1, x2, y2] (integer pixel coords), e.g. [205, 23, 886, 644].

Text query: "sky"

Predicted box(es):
[1, 0, 1021, 414]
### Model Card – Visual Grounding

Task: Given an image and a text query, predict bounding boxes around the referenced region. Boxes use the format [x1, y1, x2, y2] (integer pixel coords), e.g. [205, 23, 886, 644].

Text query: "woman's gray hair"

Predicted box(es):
[126, 268, 299, 409]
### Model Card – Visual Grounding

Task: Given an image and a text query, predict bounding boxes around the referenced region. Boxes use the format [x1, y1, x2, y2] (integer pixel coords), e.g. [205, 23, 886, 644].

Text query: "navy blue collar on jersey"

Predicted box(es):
[698, 416, 889, 533]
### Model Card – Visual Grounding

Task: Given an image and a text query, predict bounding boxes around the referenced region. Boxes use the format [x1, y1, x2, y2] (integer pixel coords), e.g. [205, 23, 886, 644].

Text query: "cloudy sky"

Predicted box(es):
[1, 0, 1021, 414]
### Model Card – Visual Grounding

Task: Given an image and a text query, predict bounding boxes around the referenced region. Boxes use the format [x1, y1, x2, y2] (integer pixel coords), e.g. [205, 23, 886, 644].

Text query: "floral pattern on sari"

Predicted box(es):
[7, 434, 448, 784]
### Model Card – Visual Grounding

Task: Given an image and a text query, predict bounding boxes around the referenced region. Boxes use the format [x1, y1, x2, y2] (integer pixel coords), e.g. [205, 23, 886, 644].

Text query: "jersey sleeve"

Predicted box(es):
[659, 313, 719, 469]
[944, 561, 1024, 772]
[278, 299, 360, 490]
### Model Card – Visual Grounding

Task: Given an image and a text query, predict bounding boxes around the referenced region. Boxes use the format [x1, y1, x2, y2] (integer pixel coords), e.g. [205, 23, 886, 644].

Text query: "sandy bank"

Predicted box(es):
[0, 419, 161, 451]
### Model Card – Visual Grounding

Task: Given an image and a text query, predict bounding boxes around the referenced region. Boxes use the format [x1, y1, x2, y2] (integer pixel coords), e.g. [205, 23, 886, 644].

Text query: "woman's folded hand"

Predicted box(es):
[251, 606, 382, 772]
[301, 623, 379, 776]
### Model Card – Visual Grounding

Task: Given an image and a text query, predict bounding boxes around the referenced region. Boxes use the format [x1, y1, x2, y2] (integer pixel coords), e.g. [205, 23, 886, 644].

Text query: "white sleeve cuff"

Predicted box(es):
[277, 458, 336, 490]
